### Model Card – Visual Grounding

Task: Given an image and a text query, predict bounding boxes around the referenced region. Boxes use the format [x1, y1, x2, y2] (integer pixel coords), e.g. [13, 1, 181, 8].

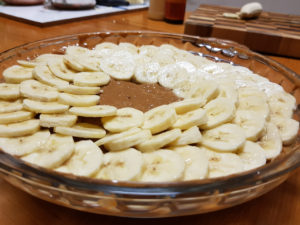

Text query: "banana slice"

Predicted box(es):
[0, 119, 40, 137]
[96, 148, 143, 181]
[157, 64, 194, 89]
[136, 129, 181, 152]
[94, 42, 117, 51]
[54, 123, 106, 139]
[35, 54, 64, 64]
[170, 98, 206, 114]
[0, 130, 50, 156]
[134, 61, 160, 84]
[189, 79, 219, 102]
[65, 46, 90, 56]
[0, 99, 23, 113]
[139, 149, 185, 182]
[3, 65, 33, 83]
[17, 60, 38, 68]
[205, 148, 244, 178]
[200, 97, 235, 129]
[101, 107, 144, 133]
[99, 50, 135, 80]
[58, 93, 99, 107]
[268, 90, 296, 110]
[268, 101, 294, 119]
[142, 105, 177, 134]
[172, 146, 208, 180]
[73, 72, 110, 87]
[95, 127, 140, 146]
[56, 140, 103, 177]
[258, 122, 282, 159]
[238, 86, 268, 102]
[172, 79, 196, 99]
[40, 113, 77, 128]
[0, 110, 34, 124]
[169, 126, 202, 146]
[23, 99, 69, 114]
[33, 64, 69, 87]
[270, 116, 299, 145]
[233, 110, 265, 141]
[104, 129, 151, 151]
[118, 42, 138, 54]
[57, 84, 100, 95]
[0, 83, 20, 100]
[21, 134, 74, 169]
[69, 105, 117, 117]
[172, 108, 207, 130]
[138, 45, 159, 58]
[237, 95, 269, 119]
[238, 141, 266, 171]
[63, 55, 85, 72]
[202, 123, 246, 152]
[216, 82, 238, 106]
[20, 80, 59, 102]
[48, 59, 77, 81]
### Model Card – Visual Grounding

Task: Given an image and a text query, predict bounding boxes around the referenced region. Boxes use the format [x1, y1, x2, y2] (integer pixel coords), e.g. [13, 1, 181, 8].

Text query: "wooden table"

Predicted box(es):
[0, 9, 299, 225]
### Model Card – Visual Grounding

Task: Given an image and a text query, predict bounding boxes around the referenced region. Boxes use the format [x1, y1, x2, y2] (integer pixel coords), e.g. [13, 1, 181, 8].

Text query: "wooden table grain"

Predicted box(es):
[0, 9, 299, 225]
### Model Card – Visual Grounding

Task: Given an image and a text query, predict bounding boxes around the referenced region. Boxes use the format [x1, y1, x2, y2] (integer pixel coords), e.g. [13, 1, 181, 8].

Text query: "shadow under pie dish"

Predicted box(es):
[0, 31, 299, 218]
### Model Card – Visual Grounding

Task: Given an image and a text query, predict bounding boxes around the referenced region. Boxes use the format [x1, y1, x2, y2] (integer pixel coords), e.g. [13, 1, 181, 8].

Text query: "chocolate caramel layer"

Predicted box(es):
[99, 79, 181, 112]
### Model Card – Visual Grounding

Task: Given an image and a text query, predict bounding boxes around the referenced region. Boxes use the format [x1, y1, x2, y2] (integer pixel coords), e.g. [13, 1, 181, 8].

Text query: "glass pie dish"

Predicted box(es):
[0, 31, 299, 218]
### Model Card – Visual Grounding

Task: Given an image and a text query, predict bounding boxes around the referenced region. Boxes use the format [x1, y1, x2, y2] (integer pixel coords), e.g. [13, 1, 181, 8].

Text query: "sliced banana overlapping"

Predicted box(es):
[3, 65, 33, 83]
[172, 108, 207, 130]
[58, 93, 100, 107]
[22, 134, 74, 169]
[139, 149, 185, 182]
[136, 129, 181, 152]
[258, 122, 282, 159]
[23, 99, 69, 114]
[56, 140, 103, 177]
[202, 123, 246, 152]
[101, 107, 144, 133]
[99, 50, 136, 80]
[96, 148, 143, 181]
[39, 113, 77, 128]
[0, 130, 50, 156]
[20, 80, 59, 102]
[48, 58, 77, 81]
[170, 98, 206, 114]
[33, 64, 69, 87]
[73, 72, 110, 87]
[201, 97, 235, 129]
[169, 126, 202, 146]
[54, 123, 106, 139]
[0, 99, 23, 113]
[0, 110, 34, 124]
[233, 110, 265, 141]
[69, 105, 117, 117]
[238, 141, 266, 171]
[270, 116, 299, 145]
[103, 129, 151, 152]
[0, 83, 20, 100]
[142, 105, 177, 134]
[0, 119, 40, 137]
[172, 146, 209, 180]
[205, 147, 244, 178]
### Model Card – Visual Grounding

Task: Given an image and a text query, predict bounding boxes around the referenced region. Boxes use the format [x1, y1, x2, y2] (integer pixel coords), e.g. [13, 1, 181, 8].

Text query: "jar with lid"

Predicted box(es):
[164, 0, 186, 24]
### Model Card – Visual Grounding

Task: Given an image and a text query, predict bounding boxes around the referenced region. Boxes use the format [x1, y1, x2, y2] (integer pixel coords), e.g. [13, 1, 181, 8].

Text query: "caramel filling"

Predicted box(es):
[99, 79, 181, 112]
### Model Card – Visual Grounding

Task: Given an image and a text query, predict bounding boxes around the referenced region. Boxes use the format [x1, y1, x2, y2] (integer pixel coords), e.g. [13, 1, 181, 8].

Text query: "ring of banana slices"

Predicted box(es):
[0, 42, 298, 182]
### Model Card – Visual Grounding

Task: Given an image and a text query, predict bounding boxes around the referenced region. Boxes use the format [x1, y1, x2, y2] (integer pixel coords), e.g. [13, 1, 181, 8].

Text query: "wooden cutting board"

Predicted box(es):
[184, 4, 300, 58]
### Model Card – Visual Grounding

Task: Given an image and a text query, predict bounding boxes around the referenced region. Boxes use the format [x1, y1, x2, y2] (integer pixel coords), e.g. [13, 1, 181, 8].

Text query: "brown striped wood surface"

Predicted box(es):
[184, 4, 300, 58]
